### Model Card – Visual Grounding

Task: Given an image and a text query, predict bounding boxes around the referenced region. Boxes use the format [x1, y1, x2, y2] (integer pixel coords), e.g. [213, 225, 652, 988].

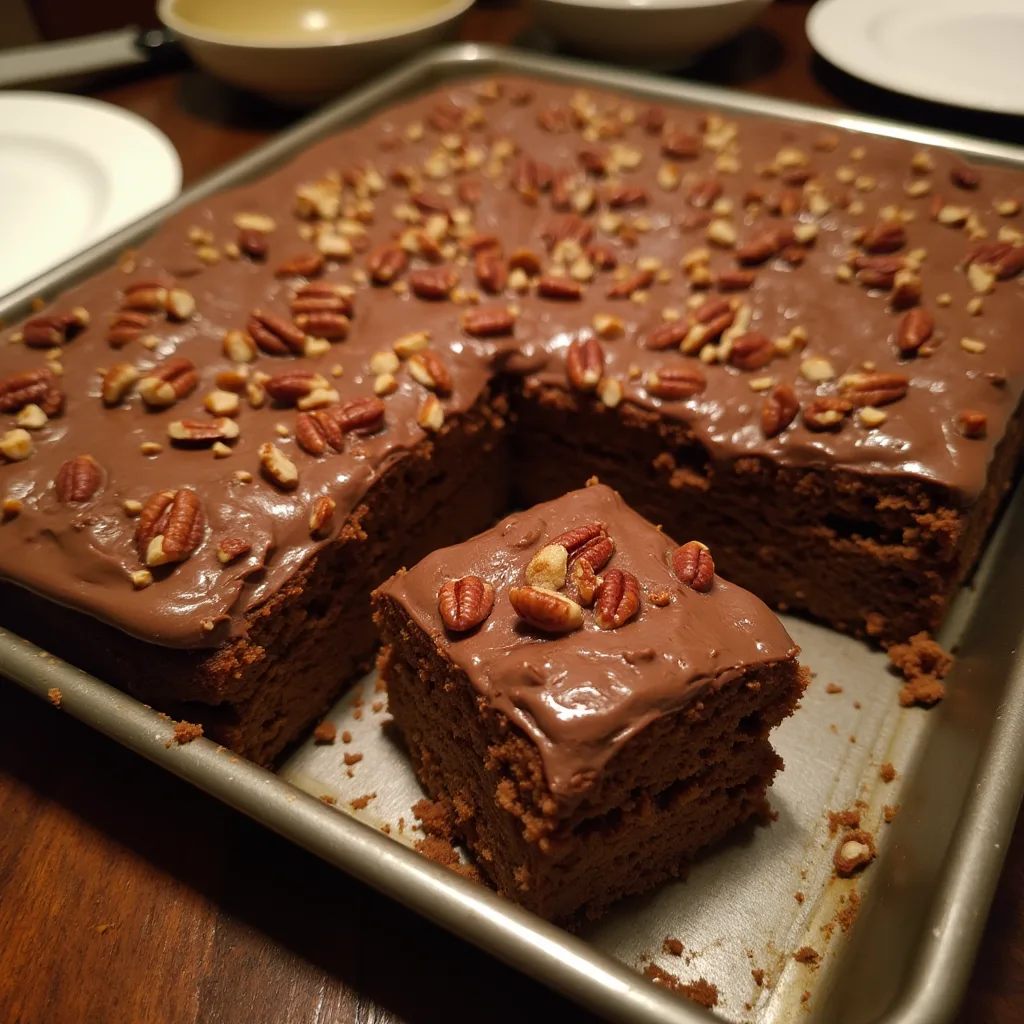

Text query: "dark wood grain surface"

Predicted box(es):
[2, 3, 1022, 1022]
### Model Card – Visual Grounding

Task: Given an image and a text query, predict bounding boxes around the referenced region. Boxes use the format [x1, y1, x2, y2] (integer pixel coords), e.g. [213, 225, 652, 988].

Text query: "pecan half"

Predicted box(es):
[594, 568, 641, 629]
[122, 281, 169, 312]
[55, 455, 102, 503]
[566, 337, 604, 391]
[439, 575, 495, 632]
[573, 533, 615, 573]
[331, 395, 386, 435]
[408, 350, 453, 395]
[761, 383, 799, 437]
[839, 371, 909, 407]
[136, 489, 205, 566]
[295, 412, 331, 455]
[735, 226, 794, 265]
[248, 309, 306, 355]
[897, 308, 935, 355]
[803, 396, 853, 431]
[0, 367, 62, 415]
[605, 184, 648, 209]
[101, 362, 140, 406]
[694, 296, 732, 324]
[262, 370, 328, 406]
[475, 250, 508, 294]
[645, 366, 707, 400]
[687, 178, 723, 209]
[289, 282, 354, 317]
[729, 331, 774, 371]
[586, 243, 617, 270]
[717, 269, 756, 291]
[644, 106, 667, 134]
[275, 252, 325, 278]
[238, 228, 268, 259]
[293, 312, 350, 340]
[607, 267, 654, 299]
[538, 275, 583, 300]
[410, 265, 458, 300]
[950, 163, 981, 190]
[661, 128, 701, 159]
[509, 585, 583, 633]
[644, 319, 691, 351]
[861, 221, 907, 254]
[462, 304, 516, 337]
[672, 540, 714, 591]
[22, 308, 88, 348]
[994, 246, 1024, 280]
[510, 154, 540, 201]
[548, 523, 605, 556]
[540, 214, 592, 250]
[367, 244, 409, 284]
[138, 357, 198, 409]
[107, 311, 152, 349]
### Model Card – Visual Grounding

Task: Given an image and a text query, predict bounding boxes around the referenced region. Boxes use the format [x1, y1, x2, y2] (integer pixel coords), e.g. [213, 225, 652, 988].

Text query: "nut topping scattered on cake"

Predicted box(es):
[672, 541, 715, 591]
[439, 575, 495, 632]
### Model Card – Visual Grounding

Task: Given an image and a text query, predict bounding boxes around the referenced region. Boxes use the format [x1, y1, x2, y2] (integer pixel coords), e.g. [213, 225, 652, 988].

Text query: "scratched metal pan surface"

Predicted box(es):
[3, 43, 1024, 1024]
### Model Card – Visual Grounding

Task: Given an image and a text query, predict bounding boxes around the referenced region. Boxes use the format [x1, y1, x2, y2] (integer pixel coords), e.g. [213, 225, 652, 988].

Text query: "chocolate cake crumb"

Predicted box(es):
[849, 735, 857, 743]
[95, 924, 112, 935]
[642, 965, 719, 1008]
[793, 946, 820, 966]
[47, 687, 62, 707]
[312, 721, 337, 744]
[880, 761, 897, 782]
[834, 830, 876, 877]
[827, 807, 861, 835]
[349, 792, 376, 810]
[343, 752, 363, 766]
[381, 824, 391, 835]
[320, 794, 336, 805]
[825, 683, 843, 694]
[398, 816, 406, 833]
[837, 890, 861, 932]
[801, 990, 811, 1004]
[375, 676, 386, 692]
[371, 700, 384, 713]
[883, 804, 901, 823]
[794, 891, 805, 903]
[168, 720, 203, 746]
[341, 730, 352, 744]
[888, 632, 952, 707]
[662, 937, 684, 957]
[345, 769, 353, 778]
[853, 700, 861, 709]
[751, 968, 765, 987]
[352, 708, 363, 721]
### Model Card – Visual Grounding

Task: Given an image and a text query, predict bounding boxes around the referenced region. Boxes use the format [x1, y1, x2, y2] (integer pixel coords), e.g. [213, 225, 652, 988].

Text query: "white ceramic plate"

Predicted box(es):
[0, 93, 181, 298]
[807, 0, 1024, 116]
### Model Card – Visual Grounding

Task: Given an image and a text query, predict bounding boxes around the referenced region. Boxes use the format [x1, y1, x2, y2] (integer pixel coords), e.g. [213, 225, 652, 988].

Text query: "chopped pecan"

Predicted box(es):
[993, 245, 1024, 280]
[0, 367, 62, 415]
[409, 265, 458, 300]
[54, 455, 102, 503]
[275, 252, 325, 278]
[605, 184, 648, 208]
[259, 443, 299, 490]
[264, 370, 329, 406]
[854, 255, 903, 290]
[672, 541, 714, 591]
[439, 575, 495, 632]
[717, 269, 756, 291]
[526, 544, 568, 591]
[594, 568, 641, 629]
[457, 179, 482, 207]
[509, 585, 583, 633]
[950, 163, 981, 190]
[309, 495, 336, 538]
[644, 319, 691, 351]
[661, 127, 701, 159]
[687, 178, 723, 209]
[643, 106, 667, 134]
[897, 308, 935, 355]
[566, 337, 604, 391]
[607, 267, 654, 299]
[803, 396, 852, 431]
[22, 308, 88, 348]
[293, 311, 350, 340]
[461, 304, 516, 337]
[248, 309, 306, 355]
[508, 248, 543, 275]
[577, 148, 608, 176]
[411, 190, 451, 215]
[861, 221, 907, 254]
[729, 331, 774, 371]
[735, 226, 794, 265]
[168, 417, 240, 446]
[839, 372, 910, 407]
[122, 281, 169, 312]
[138, 357, 198, 409]
[223, 329, 257, 363]
[538, 275, 583, 300]
[958, 409, 987, 438]
[572, 560, 599, 607]
[540, 214, 592, 250]
[537, 105, 572, 133]
[645, 366, 707, 400]
[474, 249, 508, 294]
[136, 489, 205, 566]
[761, 383, 799, 437]
[367, 244, 409, 284]
[217, 538, 251, 564]
[408, 350, 453, 395]
[586, 243, 618, 271]
[891, 269, 922, 310]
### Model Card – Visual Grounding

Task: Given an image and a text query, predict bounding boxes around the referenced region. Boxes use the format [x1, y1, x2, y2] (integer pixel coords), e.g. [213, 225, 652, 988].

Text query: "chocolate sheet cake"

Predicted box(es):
[373, 483, 806, 922]
[0, 74, 1021, 761]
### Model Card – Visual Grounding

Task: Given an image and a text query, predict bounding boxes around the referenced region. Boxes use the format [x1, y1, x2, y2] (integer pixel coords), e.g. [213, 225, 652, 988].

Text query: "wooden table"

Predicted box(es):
[2, 3, 1022, 1021]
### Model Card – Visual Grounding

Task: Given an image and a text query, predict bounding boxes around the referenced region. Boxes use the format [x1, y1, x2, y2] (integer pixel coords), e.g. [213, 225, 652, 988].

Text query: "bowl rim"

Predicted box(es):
[158, 0, 473, 49]
[533, 0, 769, 10]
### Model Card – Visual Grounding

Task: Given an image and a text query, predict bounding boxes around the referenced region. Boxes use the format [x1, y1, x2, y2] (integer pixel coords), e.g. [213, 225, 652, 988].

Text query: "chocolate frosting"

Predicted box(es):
[379, 483, 798, 802]
[0, 76, 1021, 648]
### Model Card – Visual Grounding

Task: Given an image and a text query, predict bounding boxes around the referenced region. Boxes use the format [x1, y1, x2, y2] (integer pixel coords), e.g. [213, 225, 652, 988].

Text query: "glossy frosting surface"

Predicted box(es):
[0, 76, 1021, 648]
[380, 483, 798, 799]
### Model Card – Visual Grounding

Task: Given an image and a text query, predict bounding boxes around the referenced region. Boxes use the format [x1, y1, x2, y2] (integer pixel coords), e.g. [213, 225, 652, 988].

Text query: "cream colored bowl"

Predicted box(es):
[158, 0, 472, 104]
[532, 0, 773, 67]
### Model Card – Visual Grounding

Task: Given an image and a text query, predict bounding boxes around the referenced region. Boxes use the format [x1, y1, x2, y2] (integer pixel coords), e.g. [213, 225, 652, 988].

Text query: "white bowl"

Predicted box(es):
[158, 0, 473, 105]
[531, 0, 773, 68]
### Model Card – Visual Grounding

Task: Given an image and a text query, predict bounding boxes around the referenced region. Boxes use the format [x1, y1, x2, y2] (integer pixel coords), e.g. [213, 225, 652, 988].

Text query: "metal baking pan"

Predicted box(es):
[3, 44, 1024, 1024]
